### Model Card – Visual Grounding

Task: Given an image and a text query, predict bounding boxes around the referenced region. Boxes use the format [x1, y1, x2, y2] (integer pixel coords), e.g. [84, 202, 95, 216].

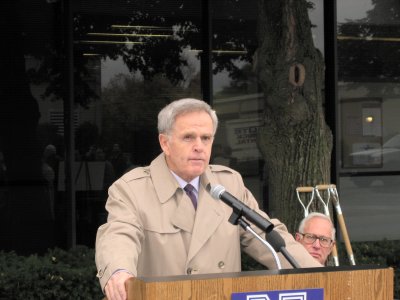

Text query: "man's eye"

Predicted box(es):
[183, 135, 194, 142]
[201, 136, 212, 142]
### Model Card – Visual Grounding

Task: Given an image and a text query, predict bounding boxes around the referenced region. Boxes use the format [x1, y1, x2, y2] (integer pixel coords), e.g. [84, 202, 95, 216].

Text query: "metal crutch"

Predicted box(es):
[296, 186, 340, 265]
[328, 184, 356, 265]
[295, 186, 316, 217]
[315, 184, 340, 266]
[296, 185, 339, 262]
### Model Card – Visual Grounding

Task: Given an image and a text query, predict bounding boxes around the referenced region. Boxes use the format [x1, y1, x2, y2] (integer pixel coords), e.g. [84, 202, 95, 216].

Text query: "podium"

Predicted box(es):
[124, 265, 393, 300]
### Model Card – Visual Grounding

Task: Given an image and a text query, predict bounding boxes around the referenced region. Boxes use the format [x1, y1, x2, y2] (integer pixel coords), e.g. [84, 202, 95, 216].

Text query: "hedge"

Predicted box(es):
[0, 246, 103, 299]
[0, 241, 399, 299]
[242, 239, 400, 298]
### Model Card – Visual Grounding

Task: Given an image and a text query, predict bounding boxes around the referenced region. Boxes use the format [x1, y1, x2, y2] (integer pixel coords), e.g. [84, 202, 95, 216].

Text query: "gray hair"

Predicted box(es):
[298, 212, 336, 240]
[157, 98, 218, 135]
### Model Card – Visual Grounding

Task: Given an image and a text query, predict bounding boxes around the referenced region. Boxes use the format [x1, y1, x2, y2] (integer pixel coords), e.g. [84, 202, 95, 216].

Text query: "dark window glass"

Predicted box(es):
[0, 0, 328, 254]
[337, 0, 400, 241]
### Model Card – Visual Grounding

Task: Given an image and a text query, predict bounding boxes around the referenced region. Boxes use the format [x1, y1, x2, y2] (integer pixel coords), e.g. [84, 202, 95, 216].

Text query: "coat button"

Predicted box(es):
[187, 267, 199, 274]
[218, 261, 225, 269]
[97, 269, 104, 277]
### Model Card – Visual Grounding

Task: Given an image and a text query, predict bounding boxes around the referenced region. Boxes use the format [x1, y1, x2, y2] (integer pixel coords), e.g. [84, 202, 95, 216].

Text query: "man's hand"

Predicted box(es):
[105, 271, 134, 300]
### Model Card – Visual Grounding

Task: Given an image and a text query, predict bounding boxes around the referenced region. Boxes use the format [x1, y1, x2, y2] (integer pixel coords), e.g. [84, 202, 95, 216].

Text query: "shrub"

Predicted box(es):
[0, 241, 398, 299]
[342, 239, 400, 299]
[242, 239, 400, 299]
[0, 246, 102, 300]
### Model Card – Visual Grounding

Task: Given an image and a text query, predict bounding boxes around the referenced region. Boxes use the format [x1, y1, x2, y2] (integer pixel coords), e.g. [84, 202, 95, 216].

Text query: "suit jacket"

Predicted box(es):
[95, 153, 321, 290]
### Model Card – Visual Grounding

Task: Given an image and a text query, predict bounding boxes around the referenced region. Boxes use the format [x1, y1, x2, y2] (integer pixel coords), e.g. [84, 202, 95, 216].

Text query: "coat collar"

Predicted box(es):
[150, 153, 181, 204]
[149, 153, 227, 261]
[149, 153, 221, 204]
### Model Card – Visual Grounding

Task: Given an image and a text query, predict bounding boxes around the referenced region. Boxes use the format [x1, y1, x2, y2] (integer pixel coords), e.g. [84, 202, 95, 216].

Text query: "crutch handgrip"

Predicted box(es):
[296, 186, 314, 193]
[314, 188, 331, 216]
[296, 186, 315, 217]
[315, 184, 334, 191]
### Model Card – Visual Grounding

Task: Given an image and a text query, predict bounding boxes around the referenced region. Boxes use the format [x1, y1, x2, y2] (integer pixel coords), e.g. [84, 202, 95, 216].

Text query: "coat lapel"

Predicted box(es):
[187, 169, 226, 261]
[150, 153, 196, 233]
[150, 154, 227, 261]
[170, 191, 196, 233]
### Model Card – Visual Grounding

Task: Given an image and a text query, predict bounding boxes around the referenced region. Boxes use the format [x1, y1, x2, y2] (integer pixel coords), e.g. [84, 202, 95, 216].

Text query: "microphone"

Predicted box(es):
[266, 230, 301, 269]
[209, 184, 274, 233]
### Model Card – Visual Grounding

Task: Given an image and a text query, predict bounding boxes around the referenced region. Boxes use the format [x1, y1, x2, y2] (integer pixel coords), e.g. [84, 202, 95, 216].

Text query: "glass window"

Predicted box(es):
[0, 0, 63, 253]
[337, 0, 400, 241]
[0, 0, 328, 253]
[71, 0, 203, 246]
[211, 0, 265, 206]
[211, 0, 325, 211]
[0, 0, 203, 251]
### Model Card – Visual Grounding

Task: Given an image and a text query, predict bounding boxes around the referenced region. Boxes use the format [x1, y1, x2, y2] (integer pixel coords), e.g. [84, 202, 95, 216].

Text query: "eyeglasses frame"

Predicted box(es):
[297, 232, 334, 248]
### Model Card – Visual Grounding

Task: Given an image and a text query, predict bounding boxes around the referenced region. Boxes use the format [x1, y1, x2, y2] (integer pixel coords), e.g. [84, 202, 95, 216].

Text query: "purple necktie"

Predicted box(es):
[184, 184, 197, 210]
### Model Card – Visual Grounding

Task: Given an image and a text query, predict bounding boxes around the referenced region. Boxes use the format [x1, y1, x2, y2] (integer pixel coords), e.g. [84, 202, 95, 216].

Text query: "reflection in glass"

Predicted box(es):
[337, 0, 400, 241]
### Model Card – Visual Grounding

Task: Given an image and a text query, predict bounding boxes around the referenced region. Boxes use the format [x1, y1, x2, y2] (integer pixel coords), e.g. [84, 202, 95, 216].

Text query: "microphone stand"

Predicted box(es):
[278, 246, 301, 269]
[229, 210, 282, 270]
[265, 231, 301, 269]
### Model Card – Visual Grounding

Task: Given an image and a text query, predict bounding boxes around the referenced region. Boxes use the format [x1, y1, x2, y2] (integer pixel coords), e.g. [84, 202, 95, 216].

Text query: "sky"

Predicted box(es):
[337, 0, 373, 23]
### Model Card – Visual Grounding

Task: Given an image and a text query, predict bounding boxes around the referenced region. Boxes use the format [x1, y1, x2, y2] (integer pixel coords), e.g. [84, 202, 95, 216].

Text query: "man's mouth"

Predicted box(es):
[310, 252, 320, 258]
[190, 158, 203, 162]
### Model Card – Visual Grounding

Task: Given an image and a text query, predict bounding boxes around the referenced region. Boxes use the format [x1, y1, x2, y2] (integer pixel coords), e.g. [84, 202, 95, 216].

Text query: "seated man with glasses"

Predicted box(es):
[295, 212, 336, 265]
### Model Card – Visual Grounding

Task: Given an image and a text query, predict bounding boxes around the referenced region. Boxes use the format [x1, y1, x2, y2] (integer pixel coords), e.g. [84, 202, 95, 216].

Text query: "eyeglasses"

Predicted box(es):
[298, 233, 333, 248]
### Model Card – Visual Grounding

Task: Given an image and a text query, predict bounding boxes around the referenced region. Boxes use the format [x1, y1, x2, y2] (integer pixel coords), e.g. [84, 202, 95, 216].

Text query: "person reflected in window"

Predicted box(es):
[0, 151, 7, 209]
[295, 212, 336, 265]
[95, 147, 116, 192]
[41, 144, 59, 220]
[95, 98, 322, 300]
[212, 144, 235, 167]
[109, 143, 128, 178]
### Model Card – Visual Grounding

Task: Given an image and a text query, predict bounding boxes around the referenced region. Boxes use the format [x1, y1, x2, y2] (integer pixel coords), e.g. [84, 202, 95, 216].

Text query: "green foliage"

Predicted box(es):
[0, 246, 103, 300]
[242, 240, 400, 299]
[340, 240, 400, 299]
[1, 242, 398, 299]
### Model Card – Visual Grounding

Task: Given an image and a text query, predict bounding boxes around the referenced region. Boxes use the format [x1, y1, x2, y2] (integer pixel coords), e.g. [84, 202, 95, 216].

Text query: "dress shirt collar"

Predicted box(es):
[170, 171, 200, 193]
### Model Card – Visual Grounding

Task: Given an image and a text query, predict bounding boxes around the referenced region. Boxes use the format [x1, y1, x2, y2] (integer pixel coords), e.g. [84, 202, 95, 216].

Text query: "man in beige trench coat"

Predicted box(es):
[95, 98, 322, 300]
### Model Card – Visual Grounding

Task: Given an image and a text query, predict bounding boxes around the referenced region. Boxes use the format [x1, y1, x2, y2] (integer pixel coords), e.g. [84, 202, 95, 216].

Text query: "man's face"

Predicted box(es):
[295, 217, 334, 265]
[159, 111, 214, 182]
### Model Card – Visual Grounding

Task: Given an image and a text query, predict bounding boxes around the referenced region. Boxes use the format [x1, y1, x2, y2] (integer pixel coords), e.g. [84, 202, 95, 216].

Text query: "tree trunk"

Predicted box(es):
[255, 0, 333, 232]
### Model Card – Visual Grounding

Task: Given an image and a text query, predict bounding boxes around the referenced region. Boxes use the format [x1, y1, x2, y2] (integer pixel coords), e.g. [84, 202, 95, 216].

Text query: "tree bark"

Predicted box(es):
[255, 0, 333, 232]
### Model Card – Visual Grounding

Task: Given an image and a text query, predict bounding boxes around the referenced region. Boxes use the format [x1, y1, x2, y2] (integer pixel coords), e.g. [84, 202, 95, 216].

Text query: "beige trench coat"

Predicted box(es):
[95, 153, 321, 290]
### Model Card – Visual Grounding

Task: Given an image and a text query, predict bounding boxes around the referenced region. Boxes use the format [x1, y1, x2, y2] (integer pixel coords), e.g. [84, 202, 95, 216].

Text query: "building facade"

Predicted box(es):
[0, 0, 399, 255]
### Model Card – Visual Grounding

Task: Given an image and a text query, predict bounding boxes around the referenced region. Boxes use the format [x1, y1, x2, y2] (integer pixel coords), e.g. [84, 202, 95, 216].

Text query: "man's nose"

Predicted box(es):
[193, 137, 204, 148]
[312, 239, 322, 248]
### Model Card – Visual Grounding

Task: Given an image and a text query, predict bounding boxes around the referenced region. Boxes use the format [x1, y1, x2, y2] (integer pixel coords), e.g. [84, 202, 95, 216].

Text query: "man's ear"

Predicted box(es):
[159, 134, 169, 154]
[294, 233, 301, 242]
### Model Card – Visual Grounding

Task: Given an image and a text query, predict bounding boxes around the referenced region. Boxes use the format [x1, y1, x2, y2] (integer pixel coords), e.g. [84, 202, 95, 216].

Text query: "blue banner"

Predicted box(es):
[231, 288, 323, 300]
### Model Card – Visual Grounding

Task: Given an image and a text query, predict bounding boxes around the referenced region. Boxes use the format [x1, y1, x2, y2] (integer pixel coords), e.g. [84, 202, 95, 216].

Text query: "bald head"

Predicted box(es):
[295, 212, 336, 265]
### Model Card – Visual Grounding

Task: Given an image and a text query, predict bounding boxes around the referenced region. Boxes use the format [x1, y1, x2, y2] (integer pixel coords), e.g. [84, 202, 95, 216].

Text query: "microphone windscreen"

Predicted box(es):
[209, 184, 225, 199]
